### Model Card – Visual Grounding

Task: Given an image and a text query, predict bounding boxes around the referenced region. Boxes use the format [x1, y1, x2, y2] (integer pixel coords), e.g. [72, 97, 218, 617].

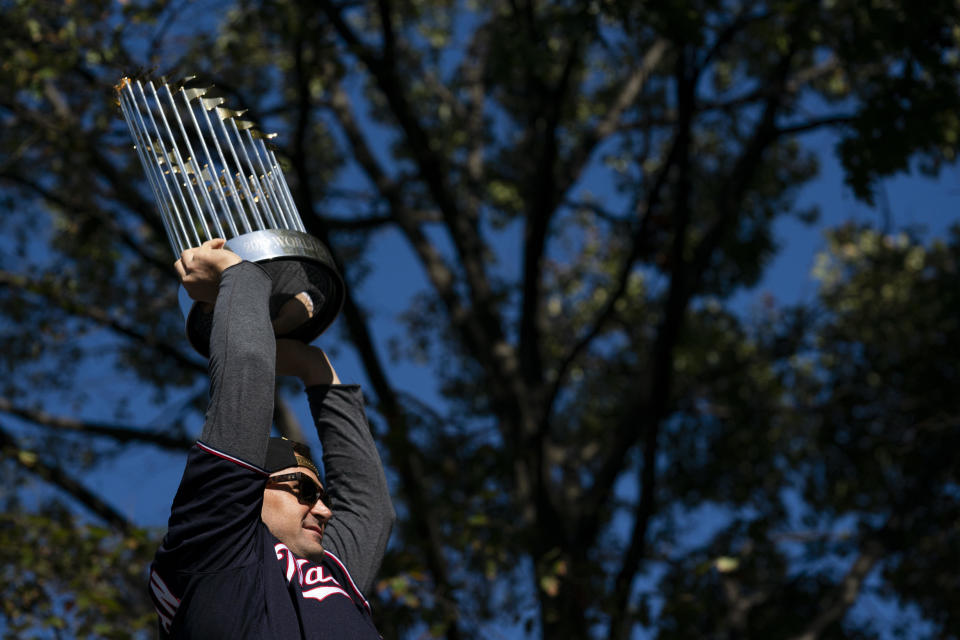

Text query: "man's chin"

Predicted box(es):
[301, 532, 325, 559]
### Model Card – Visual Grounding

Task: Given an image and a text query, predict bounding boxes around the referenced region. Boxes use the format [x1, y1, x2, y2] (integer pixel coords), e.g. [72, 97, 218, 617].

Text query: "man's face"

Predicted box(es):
[261, 466, 332, 561]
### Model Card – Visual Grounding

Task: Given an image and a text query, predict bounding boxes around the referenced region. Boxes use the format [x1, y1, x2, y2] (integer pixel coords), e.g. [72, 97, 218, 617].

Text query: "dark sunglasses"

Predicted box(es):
[266, 472, 328, 507]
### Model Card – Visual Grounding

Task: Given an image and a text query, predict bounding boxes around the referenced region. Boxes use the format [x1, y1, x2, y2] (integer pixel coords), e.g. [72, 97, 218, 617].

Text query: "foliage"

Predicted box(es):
[655, 225, 960, 638]
[1, 0, 960, 638]
[0, 493, 157, 639]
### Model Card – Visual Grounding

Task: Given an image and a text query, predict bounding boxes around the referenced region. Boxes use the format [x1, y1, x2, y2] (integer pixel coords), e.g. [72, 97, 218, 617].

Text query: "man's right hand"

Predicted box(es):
[174, 238, 242, 306]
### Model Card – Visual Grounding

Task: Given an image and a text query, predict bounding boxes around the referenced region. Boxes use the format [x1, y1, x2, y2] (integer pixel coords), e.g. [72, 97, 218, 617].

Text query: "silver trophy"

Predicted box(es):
[116, 75, 344, 356]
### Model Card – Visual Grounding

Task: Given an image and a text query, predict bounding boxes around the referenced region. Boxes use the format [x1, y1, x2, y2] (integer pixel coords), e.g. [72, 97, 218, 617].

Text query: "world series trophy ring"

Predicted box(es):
[115, 75, 344, 356]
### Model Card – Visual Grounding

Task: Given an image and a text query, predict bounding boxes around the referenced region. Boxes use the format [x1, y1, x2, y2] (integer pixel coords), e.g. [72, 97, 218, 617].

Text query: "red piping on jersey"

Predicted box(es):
[324, 550, 371, 614]
[196, 441, 269, 475]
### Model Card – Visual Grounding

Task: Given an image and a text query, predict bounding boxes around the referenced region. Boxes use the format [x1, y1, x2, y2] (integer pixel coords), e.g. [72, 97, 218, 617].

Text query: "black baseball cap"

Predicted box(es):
[265, 437, 319, 477]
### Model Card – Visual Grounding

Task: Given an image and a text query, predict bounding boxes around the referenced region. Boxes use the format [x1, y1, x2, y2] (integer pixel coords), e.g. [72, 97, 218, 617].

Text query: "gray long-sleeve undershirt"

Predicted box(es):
[200, 261, 275, 466]
[197, 261, 394, 592]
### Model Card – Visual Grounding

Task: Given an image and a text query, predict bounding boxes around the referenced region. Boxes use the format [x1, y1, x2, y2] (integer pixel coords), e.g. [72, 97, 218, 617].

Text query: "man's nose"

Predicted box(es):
[310, 498, 332, 521]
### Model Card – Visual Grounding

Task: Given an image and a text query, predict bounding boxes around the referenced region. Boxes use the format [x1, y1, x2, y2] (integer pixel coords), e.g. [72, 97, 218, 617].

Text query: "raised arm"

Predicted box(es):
[176, 239, 276, 467]
[309, 384, 394, 593]
[276, 341, 395, 593]
[153, 242, 276, 591]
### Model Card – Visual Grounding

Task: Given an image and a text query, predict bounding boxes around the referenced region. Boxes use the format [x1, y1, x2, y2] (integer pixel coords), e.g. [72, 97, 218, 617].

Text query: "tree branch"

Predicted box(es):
[288, 34, 465, 638]
[327, 77, 526, 464]
[0, 269, 206, 375]
[320, 0, 508, 376]
[320, 0, 472, 257]
[605, 49, 700, 640]
[786, 539, 884, 640]
[327, 82, 476, 362]
[699, 8, 770, 69]
[0, 421, 134, 534]
[460, 23, 490, 197]
[556, 38, 669, 198]
[546, 127, 682, 420]
[0, 397, 194, 451]
[776, 114, 856, 136]
[607, 36, 806, 639]
[520, 36, 584, 393]
[376, 0, 396, 63]
[318, 211, 398, 230]
[0, 171, 171, 274]
[4, 83, 172, 253]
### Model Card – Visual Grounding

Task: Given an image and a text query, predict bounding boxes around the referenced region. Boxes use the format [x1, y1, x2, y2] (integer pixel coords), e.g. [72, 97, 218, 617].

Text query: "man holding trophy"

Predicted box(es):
[115, 77, 394, 637]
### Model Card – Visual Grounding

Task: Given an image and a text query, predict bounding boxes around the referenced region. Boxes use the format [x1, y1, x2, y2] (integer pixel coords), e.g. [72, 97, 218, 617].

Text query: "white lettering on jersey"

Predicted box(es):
[149, 569, 180, 633]
[276, 543, 299, 582]
[302, 585, 350, 603]
[296, 557, 310, 583]
[274, 543, 351, 603]
[304, 565, 338, 585]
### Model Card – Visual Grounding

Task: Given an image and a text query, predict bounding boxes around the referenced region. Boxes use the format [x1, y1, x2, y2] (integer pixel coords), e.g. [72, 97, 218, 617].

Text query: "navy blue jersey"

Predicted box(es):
[150, 442, 381, 639]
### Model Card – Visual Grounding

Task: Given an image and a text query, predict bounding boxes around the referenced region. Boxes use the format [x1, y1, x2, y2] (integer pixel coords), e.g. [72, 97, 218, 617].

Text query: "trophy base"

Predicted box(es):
[180, 229, 345, 357]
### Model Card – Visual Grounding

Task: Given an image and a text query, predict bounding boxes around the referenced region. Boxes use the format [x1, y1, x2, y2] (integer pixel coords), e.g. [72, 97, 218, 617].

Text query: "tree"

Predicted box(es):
[2, 0, 959, 637]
